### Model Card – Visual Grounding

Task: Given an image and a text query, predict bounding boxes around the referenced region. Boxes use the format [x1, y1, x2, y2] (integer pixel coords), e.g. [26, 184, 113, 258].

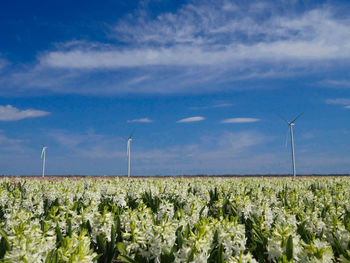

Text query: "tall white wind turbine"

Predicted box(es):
[280, 113, 303, 177]
[125, 129, 135, 177]
[41, 145, 48, 178]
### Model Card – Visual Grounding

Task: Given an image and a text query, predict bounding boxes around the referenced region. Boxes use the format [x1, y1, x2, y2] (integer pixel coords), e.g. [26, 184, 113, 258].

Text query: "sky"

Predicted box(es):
[0, 0, 350, 175]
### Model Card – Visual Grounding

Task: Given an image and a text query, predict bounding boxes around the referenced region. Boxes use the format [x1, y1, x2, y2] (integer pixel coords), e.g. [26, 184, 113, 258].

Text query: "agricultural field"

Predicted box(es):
[0, 177, 349, 263]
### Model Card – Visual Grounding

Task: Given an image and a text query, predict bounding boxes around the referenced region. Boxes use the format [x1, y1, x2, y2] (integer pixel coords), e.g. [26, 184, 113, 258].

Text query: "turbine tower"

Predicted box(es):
[125, 129, 135, 177]
[41, 145, 48, 178]
[280, 113, 303, 177]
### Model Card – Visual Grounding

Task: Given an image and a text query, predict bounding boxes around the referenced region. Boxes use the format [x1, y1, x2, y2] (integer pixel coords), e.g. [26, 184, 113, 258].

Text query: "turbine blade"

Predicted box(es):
[291, 112, 304, 124]
[285, 126, 290, 147]
[277, 114, 290, 124]
[129, 128, 136, 138]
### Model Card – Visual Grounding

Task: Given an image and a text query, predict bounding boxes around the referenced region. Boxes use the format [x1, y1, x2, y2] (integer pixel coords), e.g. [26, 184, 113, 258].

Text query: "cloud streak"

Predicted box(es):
[0, 57, 8, 71]
[0, 131, 25, 152]
[127, 118, 153, 123]
[0, 105, 50, 121]
[326, 98, 350, 105]
[221, 118, 260, 123]
[189, 103, 233, 110]
[49, 128, 273, 174]
[177, 116, 205, 123]
[326, 98, 350, 109]
[321, 80, 350, 88]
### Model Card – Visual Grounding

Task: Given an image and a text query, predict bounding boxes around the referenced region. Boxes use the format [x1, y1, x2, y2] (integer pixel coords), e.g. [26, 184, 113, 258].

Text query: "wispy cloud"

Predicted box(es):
[326, 98, 350, 105]
[2, 0, 350, 96]
[0, 105, 50, 121]
[177, 116, 205, 123]
[127, 117, 153, 123]
[50, 130, 124, 159]
[326, 98, 350, 109]
[40, 2, 350, 70]
[0, 130, 28, 154]
[133, 130, 275, 174]
[321, 79, 350, 88]
[221, 118, 260, 123]
[49, 129, 273, 174]
[0, 132, 23, 146]
[0, 57, 8, 71]
[189, 103, 233, 110]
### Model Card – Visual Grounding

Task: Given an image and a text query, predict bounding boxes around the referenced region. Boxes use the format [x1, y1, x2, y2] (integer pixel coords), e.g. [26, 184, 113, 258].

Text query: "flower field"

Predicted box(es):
[0, 177, 349, 263]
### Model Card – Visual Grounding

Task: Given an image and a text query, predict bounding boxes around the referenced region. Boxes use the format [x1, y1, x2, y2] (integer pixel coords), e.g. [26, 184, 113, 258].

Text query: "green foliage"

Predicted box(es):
[286, 235, 294, 261]
[245, 215, 269, 262]
[0, 229, 10, 259]
[142, 191, 161, 213]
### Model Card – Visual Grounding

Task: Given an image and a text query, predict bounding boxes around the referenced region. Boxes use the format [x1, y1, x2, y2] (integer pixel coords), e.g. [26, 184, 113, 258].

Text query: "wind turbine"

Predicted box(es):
[41, 145, 48, 178]
[280, 113, 303, 177]
[125, 129, 135, 178]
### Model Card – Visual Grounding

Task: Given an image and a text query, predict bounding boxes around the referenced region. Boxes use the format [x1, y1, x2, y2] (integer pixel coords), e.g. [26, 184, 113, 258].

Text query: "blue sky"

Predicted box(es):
[1, 0, 350, 175]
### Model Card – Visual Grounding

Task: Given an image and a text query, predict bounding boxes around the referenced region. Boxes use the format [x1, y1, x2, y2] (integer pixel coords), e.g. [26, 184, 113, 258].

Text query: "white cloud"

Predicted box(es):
[51, 130, 124, 159]
[0, 58, 8, 70]
[320, 79, 350, 89]
[0, 131, 26, 153]
[2, 1, 350, 96]
[213, 103, 233, 108]
[39, 2, 350, 70]
[221, 118, 260, 123]
[189, 103, 233, 110]
[177, 116, 205, 123]
[0, 132, 23, 146]
[126, 75, 151, 85]
[40, 40, 350, 69]
[133, 130, 274, 174]
[49, 128, 273, 174]
[0, 105, 50, 121]
[326, 98, 350, 109]
[326, 98, 350, 105]
[127, 118, 153, 123]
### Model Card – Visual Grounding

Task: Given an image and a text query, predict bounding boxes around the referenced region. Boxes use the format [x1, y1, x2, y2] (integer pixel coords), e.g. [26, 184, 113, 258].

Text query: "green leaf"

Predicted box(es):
[66, 219, 72, 237]
[55, 225, 63, 248]
[218, 244, 224, 263]
[0, 235, 10, 259]
[109, 224, 116, 252]
[117, 242, 127, 255]
[286, 235, 293, 261]
[199, 205, 206, 218]
[119, 255, 138, 263]
[45, 250, 58, 263]
[96, 234, 106, 253]
[332, 233, 349, 260]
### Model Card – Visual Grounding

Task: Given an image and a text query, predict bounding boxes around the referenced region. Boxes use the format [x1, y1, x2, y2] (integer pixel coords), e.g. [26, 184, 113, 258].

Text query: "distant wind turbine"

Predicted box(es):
[124, 129, 135, 178]
[280, 113, 304, 177]
[41, 145, 48, 178]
